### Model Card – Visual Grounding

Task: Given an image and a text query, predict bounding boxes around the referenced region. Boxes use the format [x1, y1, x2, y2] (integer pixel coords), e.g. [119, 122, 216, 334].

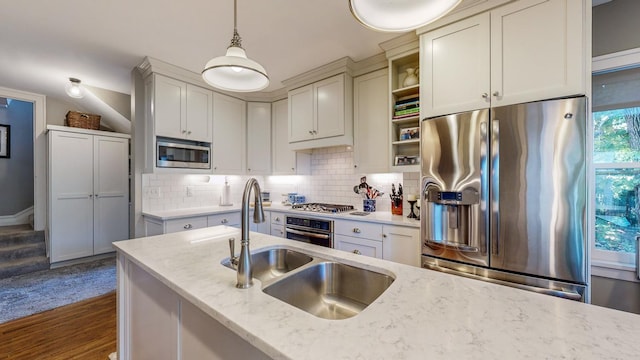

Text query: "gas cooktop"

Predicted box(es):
[291, 203, 355, 213]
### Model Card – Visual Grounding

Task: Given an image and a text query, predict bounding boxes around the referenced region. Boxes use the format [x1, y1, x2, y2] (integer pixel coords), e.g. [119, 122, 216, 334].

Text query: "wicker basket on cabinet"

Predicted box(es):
[65, 111, 101, 130]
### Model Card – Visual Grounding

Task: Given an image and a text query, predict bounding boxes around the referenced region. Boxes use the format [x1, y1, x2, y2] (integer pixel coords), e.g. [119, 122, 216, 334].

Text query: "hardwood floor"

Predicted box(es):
[0, 291, 116, 359]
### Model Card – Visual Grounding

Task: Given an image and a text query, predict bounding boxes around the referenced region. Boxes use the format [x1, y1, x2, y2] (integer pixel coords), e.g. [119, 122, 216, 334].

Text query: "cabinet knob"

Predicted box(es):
[275, 217, 280, 222]
[308, 130, 313, 135]
[482, 93, 489, 99]
[221, 219, 228, 224]
[89, 194, 93, 198]
[383, 234, 387, 238]
[187, 130, 192, 135]
[353, 249, 362, 255]
[184, 224, 192, 229]
[354, 165, 358, 168]
[248, 168, 251, 172]
[493, 91, 500, 97]
[312, 130, 317, 134]
[182, 130, 187, 134]
[291, 167, 295, 171]
[353, 228, 361, 234]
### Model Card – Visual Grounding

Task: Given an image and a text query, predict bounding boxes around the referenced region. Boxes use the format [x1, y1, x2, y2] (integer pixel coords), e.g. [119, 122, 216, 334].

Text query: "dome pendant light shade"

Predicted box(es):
[349, 0, 463, 32]
[202, 0, 269, 92]
[65, 77, 84, 98]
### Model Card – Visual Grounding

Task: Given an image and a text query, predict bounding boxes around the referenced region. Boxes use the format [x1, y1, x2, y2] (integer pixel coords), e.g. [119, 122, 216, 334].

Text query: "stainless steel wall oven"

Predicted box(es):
[285, 215, 333, 248]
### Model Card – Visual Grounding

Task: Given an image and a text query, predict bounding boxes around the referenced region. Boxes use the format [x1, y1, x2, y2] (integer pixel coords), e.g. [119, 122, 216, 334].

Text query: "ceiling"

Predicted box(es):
[0, 0, 400, 102]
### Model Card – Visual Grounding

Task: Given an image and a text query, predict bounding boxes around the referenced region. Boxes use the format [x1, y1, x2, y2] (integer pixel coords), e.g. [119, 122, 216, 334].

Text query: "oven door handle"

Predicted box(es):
[286, 228, 330, 239]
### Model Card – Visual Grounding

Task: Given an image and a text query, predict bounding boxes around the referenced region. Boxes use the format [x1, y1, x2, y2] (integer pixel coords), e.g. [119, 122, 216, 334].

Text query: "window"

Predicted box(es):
[592, 51, 640, 273]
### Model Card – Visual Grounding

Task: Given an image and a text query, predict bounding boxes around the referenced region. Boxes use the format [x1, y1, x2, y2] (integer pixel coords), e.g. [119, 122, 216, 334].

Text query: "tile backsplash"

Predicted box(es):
[142, 146, 420, 215]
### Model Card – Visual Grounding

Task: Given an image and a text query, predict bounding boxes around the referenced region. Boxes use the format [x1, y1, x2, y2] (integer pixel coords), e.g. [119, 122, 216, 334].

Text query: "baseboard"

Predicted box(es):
[0, 206, 34, 227]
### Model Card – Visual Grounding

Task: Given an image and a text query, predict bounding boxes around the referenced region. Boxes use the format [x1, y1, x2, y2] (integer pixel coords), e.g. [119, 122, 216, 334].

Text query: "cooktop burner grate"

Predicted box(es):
[291, 203, 355, 213]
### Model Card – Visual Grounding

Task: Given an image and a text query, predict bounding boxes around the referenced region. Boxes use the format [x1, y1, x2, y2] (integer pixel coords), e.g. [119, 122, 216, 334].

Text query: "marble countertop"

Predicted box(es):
[114, 226, 640, 360]
[142, 204, 420, 228]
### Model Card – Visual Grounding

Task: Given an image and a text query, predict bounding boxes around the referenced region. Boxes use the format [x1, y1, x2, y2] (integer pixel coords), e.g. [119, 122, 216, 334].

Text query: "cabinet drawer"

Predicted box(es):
[271, 212, 286, 226]
[334, 220, 382, 240]
[165, 216, 208, 234]
[334, 235, 382, 259]
[270, 225, 285, 238]
[208, 212, 241, 227]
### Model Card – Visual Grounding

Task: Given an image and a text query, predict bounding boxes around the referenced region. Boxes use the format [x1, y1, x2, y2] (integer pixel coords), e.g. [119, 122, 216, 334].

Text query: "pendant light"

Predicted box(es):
[202, 0, 269, 92]
[65, 77, 84, 98]
[349, 0, 462, 32]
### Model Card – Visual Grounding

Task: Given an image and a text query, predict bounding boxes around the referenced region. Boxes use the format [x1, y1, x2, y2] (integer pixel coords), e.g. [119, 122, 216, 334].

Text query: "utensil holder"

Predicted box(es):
[363, 199, 376, 212]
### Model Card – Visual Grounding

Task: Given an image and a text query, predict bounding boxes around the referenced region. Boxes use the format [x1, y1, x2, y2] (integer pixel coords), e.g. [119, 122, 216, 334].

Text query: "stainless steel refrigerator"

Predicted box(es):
[420, 96, 587, 301]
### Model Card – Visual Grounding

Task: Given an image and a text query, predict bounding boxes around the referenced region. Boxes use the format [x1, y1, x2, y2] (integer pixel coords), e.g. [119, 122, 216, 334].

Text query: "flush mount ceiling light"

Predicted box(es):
[65, 77, 84, 98]
[349, 0, 463, 32]
[202, 0, 269, 92]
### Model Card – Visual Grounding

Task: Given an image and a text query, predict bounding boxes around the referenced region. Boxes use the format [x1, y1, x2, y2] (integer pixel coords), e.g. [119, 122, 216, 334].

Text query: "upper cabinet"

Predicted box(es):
[288, 73, 353, 150]
[246, 102, 272, 175]
[272, 99, 311, 175]
[153, 74, 212, 143]
[212, 93, 246, 174]
[420, 0, 586, 117]
[353, 68, 390, 173]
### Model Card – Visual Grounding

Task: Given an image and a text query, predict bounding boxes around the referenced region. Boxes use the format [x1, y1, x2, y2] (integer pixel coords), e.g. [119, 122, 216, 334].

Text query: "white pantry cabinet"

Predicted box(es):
[153, 73, 212, 142]
[48, 127, 129, 262]
[246, 102, 271, 174]
[420, 0, 585, 117]
[353, 68, 390, 173]
[288, 73, 353, 150]
[271, 99, 310, 175]
[212, 93, 246, 174]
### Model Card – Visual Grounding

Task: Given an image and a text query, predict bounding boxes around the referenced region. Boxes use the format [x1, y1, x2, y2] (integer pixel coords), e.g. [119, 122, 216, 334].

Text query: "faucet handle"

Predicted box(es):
[229, 237, 238, 268]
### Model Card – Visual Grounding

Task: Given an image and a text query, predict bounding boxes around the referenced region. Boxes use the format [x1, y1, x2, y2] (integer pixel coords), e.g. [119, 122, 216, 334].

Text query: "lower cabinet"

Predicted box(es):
[382, 225, 421, 267]
[208, 212, 241, 227]
[121, 258, 270, 360]
[144, 215, 209, 236]
[334, 220, 383, 259]
[270, 211, 286, 238]
[250, 210, 271, 234]
[334, 235, 383, 258]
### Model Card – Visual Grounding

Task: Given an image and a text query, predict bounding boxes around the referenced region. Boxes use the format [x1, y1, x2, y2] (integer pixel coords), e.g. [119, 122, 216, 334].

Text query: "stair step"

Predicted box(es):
[0, 256, 50, 279]
[0, 229, 45, 247]
[0, 242, 46, 261]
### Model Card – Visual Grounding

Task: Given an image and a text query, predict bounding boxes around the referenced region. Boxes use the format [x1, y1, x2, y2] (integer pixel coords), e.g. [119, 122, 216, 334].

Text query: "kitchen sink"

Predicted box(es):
[222, 247, 313, 282]
[262, 262, 395, 320]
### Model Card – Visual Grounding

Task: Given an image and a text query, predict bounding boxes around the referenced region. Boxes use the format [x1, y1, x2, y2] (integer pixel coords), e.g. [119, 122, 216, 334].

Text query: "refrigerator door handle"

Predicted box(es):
[424, 239, 479, 253]
[423, 263, 583, 301]
[491, 119, 500, 256]
[636, 236, 640, 280]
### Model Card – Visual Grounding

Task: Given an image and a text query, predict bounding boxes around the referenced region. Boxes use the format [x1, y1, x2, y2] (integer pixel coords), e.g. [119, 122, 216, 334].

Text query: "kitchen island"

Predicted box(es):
[114, 226, 640, 359]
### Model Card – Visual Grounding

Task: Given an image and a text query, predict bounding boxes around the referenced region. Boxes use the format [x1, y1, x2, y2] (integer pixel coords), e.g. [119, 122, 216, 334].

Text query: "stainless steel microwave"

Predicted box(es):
[156, 138, 211, 169]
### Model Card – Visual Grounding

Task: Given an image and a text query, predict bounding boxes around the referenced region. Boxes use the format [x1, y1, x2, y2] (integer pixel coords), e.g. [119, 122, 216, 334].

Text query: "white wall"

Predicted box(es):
[0, 99, 34, 216]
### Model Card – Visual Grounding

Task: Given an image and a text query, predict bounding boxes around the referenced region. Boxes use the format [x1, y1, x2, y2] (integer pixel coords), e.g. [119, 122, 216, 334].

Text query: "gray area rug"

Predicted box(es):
[0, 256, 116, 323]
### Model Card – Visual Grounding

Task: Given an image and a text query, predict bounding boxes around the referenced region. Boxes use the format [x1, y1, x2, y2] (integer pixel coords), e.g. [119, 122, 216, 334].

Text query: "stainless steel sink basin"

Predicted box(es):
[262, 262, 395, 320]
[222, 247, 313, 282]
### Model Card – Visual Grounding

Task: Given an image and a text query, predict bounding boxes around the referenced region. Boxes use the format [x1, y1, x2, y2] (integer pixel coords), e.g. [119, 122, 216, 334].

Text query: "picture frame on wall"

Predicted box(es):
[394, 155, 419, 166]
[0, 124, 10, 158]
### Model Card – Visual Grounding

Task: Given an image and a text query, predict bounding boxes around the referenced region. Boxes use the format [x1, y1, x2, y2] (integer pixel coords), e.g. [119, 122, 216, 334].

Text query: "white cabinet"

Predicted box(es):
[207, 212, 241, 227]
[271, 99, 310, 175]
[382, 225, 420, 267]
[420, 0, 585, 117]
[353, 68, 390, 173]
[212, 93, 246, 174]
[153, 74, 212, 142]
[49, 127, 129, 262]
[246, 102, 271, 174]
[250, 210, 271, 234]
[270, 211, 286, 237]
[334, 220, 383, 259]
[144, 215, 208, 236]
[288, 73, 353, 150]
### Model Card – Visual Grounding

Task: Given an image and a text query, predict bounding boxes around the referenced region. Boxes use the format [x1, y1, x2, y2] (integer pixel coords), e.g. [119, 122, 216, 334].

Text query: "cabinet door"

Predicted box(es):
[154, 74, 187, 139]
[421, 12, 490, 117]
[186, 84, 213, 142]
[49, 131, 94, 262]
[288, 84, 314, 142]
[207, 212, 241, 227]
[212, 93, 246, 174]
[314, 74, 345, 139]
[247, 102, 271, 174]
[272, 99, 295, 174]
[334, 234, 383, 259]
[93, 136, 130, 254]
[354, 68, 389, 173]
[382, 226, 421, 267]
[490, 0, 584, 106]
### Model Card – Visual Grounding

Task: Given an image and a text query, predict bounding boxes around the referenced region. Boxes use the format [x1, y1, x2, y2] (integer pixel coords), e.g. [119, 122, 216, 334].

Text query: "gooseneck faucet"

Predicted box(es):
[235, 178, 265, 289]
